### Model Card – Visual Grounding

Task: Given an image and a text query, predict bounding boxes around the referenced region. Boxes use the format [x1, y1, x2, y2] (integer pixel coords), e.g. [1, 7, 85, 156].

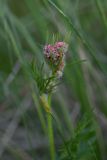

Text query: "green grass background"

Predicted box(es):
[0, 0, 107, 159]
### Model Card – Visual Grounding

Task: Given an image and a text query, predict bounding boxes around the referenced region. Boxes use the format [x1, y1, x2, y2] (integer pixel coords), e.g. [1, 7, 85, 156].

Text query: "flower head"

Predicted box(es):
[44, 41, 68, 78]
[55, 42, 68, 53]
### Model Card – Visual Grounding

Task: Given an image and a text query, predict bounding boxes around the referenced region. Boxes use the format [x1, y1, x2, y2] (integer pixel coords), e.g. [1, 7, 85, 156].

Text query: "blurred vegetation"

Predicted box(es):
[0, 0, 107, 160]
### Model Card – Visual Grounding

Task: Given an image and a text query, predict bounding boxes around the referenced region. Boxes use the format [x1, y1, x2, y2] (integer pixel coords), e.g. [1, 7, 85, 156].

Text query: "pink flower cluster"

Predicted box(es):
[44, 42, 68, 62]
[44, 41, 68, 77]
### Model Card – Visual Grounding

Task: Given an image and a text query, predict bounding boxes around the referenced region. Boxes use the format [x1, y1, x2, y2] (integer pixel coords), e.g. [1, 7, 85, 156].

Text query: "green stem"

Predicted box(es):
[40, 94, 55, 160]
[50, 112, 72, 158]
[32, 92, 47, 134]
